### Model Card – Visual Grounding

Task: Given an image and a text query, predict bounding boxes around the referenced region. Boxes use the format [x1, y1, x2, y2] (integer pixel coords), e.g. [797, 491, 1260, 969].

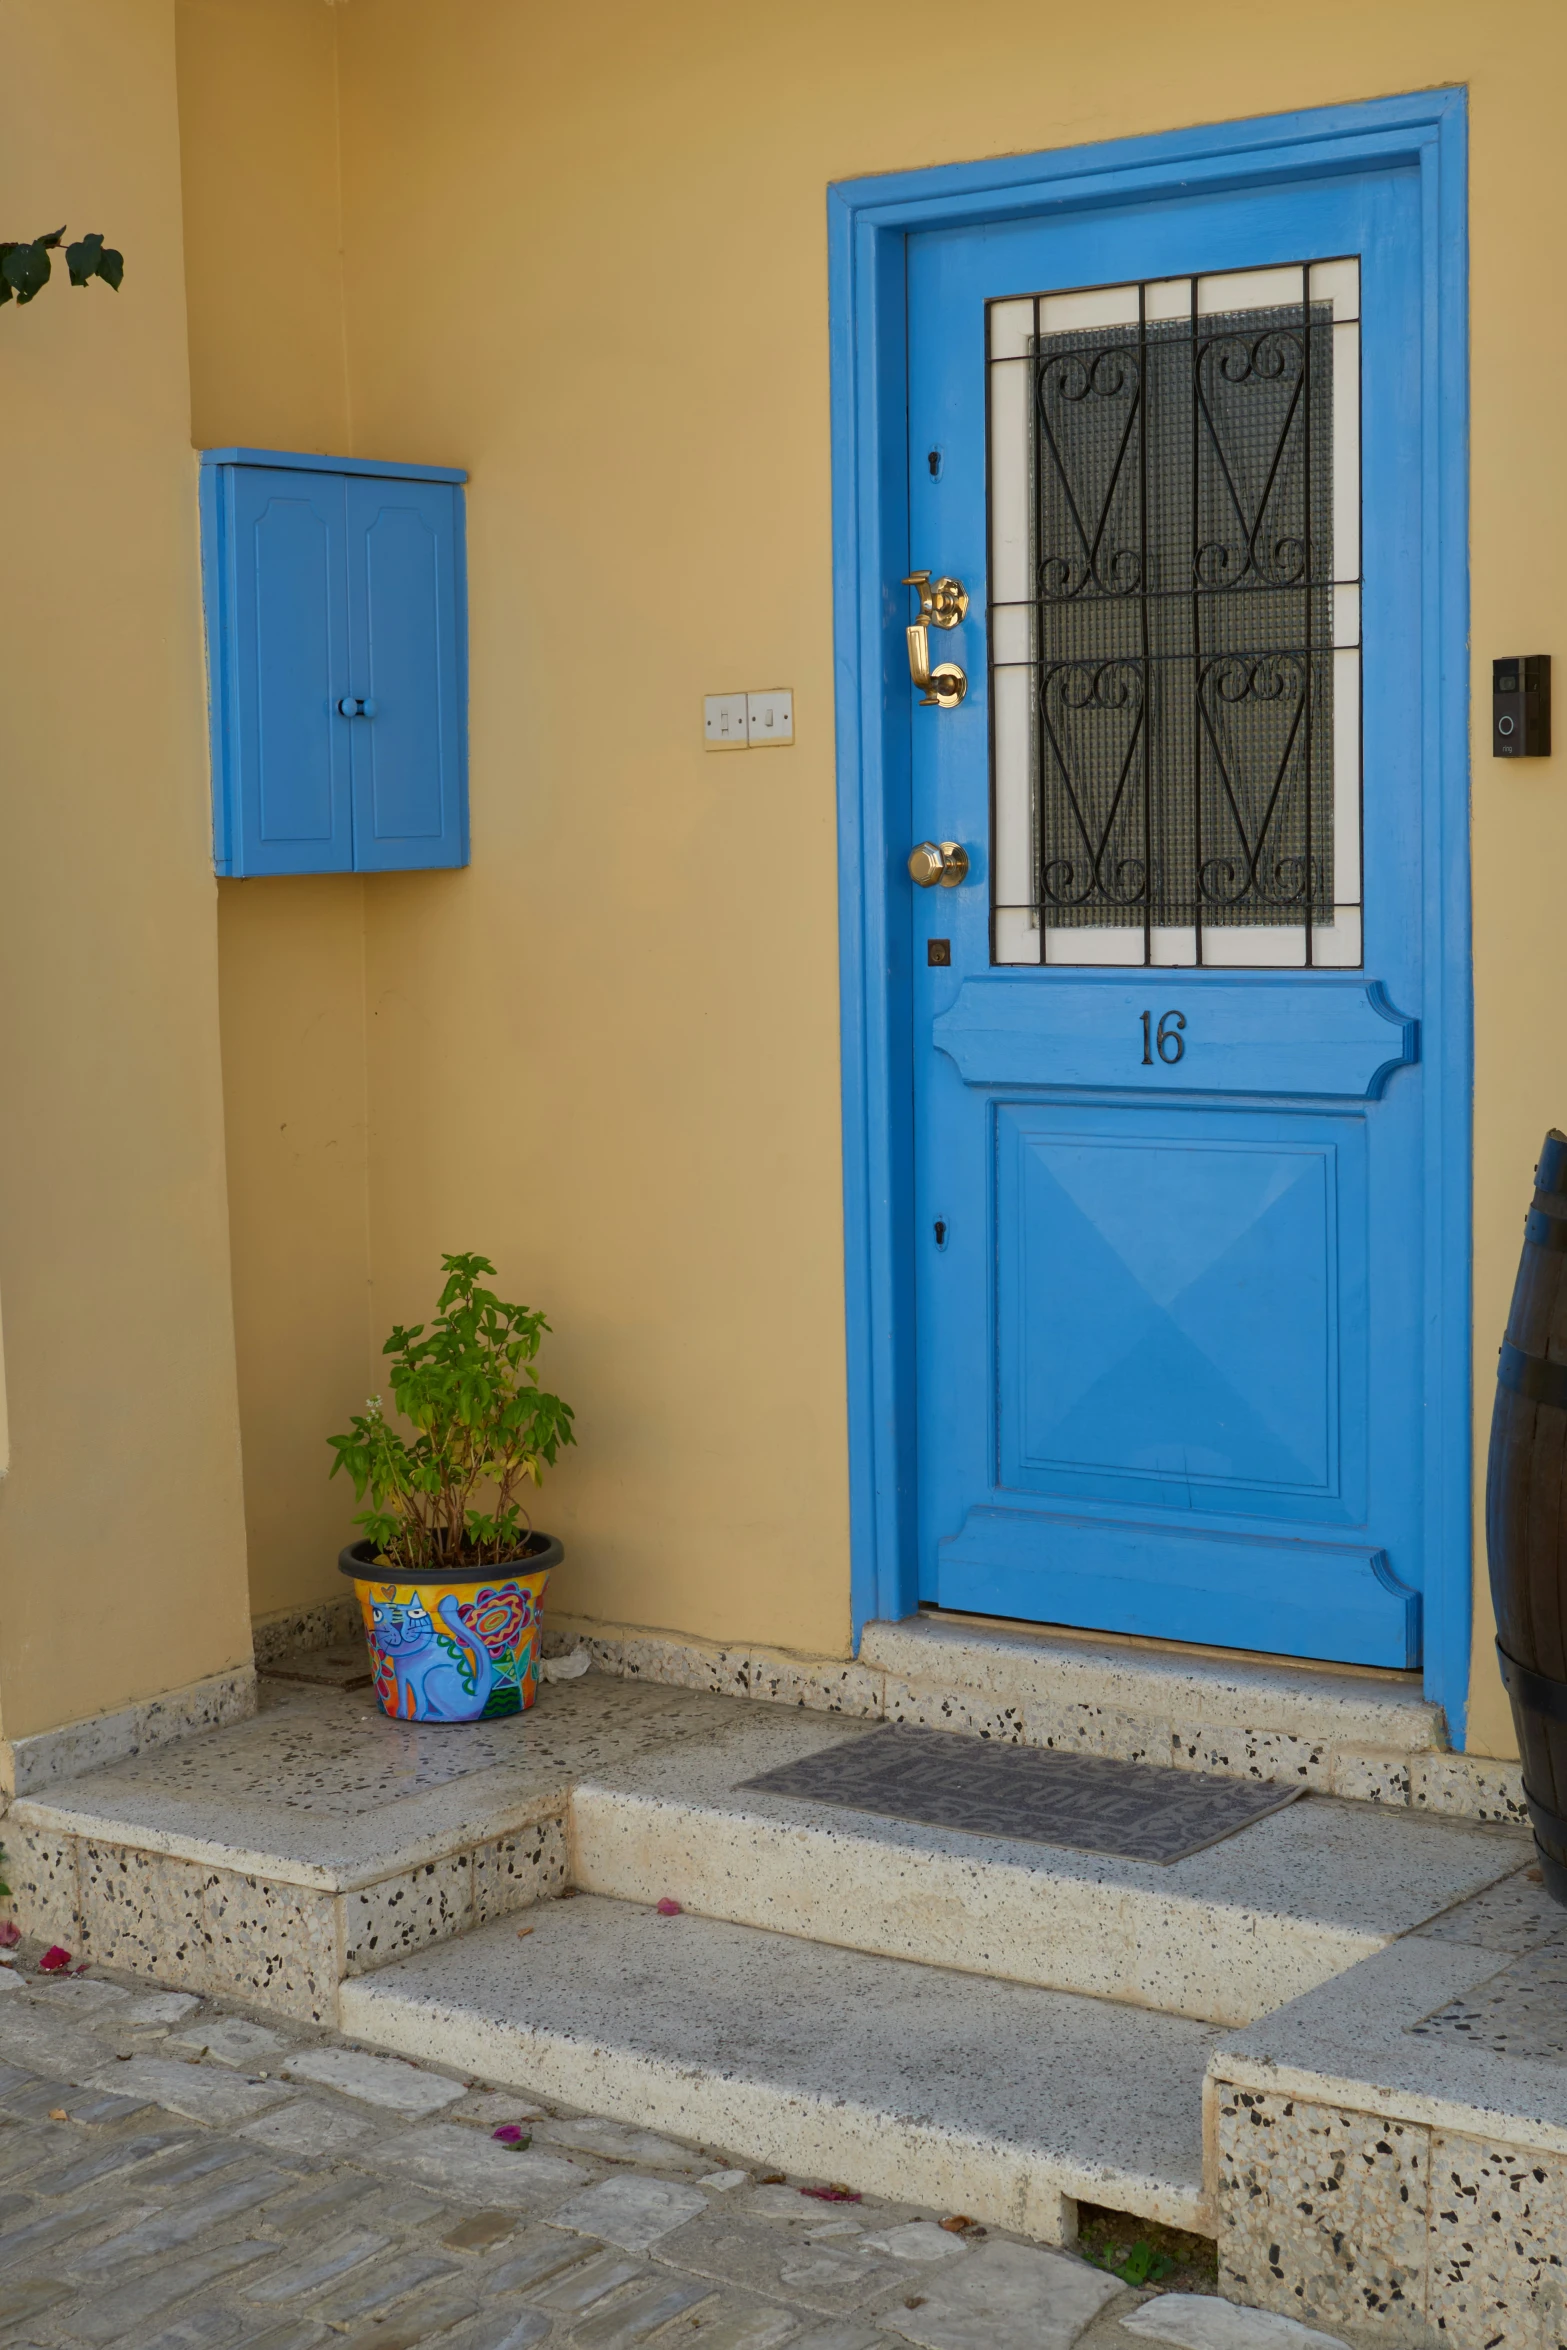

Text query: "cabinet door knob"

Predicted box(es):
[337, 696, 378, 719]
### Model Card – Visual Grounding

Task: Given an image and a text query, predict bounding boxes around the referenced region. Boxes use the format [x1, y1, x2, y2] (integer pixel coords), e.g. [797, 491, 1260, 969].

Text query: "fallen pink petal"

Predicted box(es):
[492, 2123, 527, 2143]
[656, 1898, 682, 1916]
[38, 1947, 71, 1973]
[0, 1923, 20, 1950]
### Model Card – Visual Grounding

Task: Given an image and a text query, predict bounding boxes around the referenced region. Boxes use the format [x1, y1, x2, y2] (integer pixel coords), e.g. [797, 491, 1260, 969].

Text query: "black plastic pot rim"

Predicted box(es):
[338, 1531, 563, 1586]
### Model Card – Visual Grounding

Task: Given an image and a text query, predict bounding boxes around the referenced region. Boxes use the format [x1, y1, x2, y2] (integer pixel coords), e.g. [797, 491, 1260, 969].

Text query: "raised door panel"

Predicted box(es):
[230, 468, 352, 875]
[346, 478, 466, 871]
[995, 1106, 1363, 1522]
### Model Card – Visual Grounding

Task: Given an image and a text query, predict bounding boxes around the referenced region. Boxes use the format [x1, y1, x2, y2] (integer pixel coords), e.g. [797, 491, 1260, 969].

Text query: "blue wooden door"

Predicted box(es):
[345, 477, 467, 871]
[910, 166, 1427, 1665]
[228, 467, 353, 874]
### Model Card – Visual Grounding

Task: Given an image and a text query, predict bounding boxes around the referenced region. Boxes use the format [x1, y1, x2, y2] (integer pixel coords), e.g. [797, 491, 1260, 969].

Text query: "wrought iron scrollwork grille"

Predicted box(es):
[991, 266, 1359, 967]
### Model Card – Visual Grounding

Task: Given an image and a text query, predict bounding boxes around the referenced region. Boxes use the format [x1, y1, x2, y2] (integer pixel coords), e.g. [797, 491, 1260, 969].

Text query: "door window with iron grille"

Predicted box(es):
[989, 261, 1361, 967]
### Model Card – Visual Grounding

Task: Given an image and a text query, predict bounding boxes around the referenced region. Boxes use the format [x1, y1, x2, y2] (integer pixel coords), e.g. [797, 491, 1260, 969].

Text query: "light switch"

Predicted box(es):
[746, 688, 794, 747]
[704, 693, 749, 750]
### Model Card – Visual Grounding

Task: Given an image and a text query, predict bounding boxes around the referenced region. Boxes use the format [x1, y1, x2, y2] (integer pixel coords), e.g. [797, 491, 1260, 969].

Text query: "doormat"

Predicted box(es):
[740, 1724, 1302, 1863]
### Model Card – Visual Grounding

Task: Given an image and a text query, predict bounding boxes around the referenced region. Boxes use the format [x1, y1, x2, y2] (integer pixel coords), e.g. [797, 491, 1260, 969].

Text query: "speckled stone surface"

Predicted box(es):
[568, 1701, 1524, 2026]
[340, 1890, 1216, 2238]
[1409, 1754, 1528, 1828]
[1209, 1911, 1567, 2152]
[12, 1676, 726, 1887]
[0, 1665, 257, 1798]
[1428, 2136, 1567, 2349]
[1207, 1883, 1567, 2347]
[1214, 2089, 1428, 2329]
[542, 1613, 1523, 1824]
[1408, 1944, 1567, 2064]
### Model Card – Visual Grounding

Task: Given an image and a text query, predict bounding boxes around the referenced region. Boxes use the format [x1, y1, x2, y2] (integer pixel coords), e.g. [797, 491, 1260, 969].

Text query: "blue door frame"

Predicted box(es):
[827, 92, 1472, 1739]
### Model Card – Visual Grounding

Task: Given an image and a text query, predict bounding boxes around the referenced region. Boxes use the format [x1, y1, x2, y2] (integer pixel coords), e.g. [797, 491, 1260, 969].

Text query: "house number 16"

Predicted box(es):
[1140, 1009, 1187, 1066]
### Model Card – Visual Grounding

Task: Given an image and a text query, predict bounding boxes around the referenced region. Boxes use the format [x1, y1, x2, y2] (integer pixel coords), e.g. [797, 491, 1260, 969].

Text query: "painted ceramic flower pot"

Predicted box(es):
[339, 1533, 564, 1724]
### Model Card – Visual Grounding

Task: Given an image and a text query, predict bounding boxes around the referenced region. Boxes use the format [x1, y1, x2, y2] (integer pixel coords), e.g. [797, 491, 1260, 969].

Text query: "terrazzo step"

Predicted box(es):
[568, 1699, 1528, 2025]
[340, 1890, 1216, 2242]
[5, 1674, 748, 2023]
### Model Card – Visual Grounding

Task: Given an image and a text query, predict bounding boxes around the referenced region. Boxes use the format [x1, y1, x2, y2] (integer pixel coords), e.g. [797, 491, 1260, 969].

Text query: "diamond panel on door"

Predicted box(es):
[995, 1103, 1366, 1524]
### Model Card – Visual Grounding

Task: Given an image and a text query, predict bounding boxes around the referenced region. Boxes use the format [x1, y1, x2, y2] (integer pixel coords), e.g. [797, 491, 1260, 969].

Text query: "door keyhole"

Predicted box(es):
[934, 1219, 948, 1249]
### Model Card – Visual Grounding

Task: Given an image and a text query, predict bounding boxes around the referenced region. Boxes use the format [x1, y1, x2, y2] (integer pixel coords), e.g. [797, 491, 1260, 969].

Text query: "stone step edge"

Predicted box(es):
[3, 1800, 570, 2026]
[339, 1942, 1206, 2241]
[541, 1614, 1527, 1828]
[567, 1780, 1397, 2029]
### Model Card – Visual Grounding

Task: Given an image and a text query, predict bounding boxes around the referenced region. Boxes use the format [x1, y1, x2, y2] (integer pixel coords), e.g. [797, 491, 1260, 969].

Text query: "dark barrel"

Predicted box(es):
[1487, 1128, 1567, 1904]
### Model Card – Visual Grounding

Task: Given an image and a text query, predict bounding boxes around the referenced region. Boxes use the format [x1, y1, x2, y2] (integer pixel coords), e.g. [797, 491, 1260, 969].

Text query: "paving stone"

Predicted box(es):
[118, 1992, 205, 2027]
[68, 2166, 291, 2273]
[261, 2169, 380, 2228]
[238, 2098, 377, 2158]
[88, 2057, 297, 2125]
[0, 2194, 157, 2273]
[443, 2210, 523, 2252]
[168, 2019, 297, 2069]
[552, 2173, 710, 2250]
[0, 2276, 73, 2326]
[743, 2187, 817, 2222]
[533, 2116, 711, 2173]
[25, 1975, 133, 2014]
[72, 2085, 161, 2123]
[243, 2228, 390, 2302]
[312, 2248, 460, 2321]
[677, 2295, 803, 2350]
[879, 2239, 1121, 2350]
[784, 2326, 880, 2350]
[0, 2010, 120, 2083]
[527, 2249, 649, 2311]
[442, 2310, 551, 2350]
[0, 1964, 25, 1991]
[655, 2214, 889, 2316]
[336, 2285, 480, 2350]
[131, 2307, 249, 2350]
[283, 2047, 467, 2114]
[374, 2122, 588, 2209]
[136, 2135, 259, 2189]
[234, 2324, 332, 2350]
[1120, 2299, 1347, 2350]
[378, 2184, 463, 2232]
[700, 2171, 750, 2193]
[857, 2223, 964, 2264]
[481, 2228, 607, 2297]
[449, 2090, 551, 2128]
[28, 2125, 194, 2195]
[63, 2237, 282, 2340]
[570, 2273, 714, 2349]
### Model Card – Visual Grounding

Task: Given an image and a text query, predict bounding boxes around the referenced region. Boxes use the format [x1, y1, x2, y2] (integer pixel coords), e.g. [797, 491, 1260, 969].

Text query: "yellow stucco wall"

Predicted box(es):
[175, 0, 374, 1624]
[0, 0, 251, 1740]
[176, 0, 1567, 1753]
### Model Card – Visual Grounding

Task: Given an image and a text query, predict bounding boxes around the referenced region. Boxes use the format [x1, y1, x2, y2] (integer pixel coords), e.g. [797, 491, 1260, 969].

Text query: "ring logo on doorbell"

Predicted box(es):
[1494, 656, 1551, 758]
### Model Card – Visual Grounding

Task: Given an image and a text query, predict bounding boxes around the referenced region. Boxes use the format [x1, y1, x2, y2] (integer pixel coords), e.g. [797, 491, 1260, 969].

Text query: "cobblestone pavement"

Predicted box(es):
[0, 1936, 1331, 2350]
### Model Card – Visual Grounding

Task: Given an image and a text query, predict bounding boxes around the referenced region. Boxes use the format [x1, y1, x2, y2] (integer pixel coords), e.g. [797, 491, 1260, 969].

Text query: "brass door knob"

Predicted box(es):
[908, 841, 970, 889]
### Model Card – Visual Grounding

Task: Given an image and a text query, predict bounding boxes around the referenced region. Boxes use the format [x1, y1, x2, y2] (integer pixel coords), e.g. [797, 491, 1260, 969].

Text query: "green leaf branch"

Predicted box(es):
[328, 1252, 576, 1573]
[0, 226, 123, 308]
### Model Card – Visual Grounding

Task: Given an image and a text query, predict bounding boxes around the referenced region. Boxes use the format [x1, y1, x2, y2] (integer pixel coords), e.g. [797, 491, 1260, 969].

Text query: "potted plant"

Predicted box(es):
[329, 1253, 575, 1724]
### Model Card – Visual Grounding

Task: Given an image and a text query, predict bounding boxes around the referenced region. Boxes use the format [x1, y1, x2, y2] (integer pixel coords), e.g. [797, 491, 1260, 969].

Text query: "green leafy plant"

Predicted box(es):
[0, 226, 122, 308]
[0, 1846, 9, 1900]
[329, 1253, 575, 1573]
[1082, 2239, 1177, 2288]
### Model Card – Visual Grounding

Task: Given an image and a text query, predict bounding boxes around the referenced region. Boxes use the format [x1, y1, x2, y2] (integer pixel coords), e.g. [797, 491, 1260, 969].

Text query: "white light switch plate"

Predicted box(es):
[746, 688, 794, 746]
[704, 693, 749, 749]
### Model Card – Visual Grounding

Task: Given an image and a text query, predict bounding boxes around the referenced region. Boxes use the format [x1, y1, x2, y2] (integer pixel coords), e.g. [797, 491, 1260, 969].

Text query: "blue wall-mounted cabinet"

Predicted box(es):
[199, 448, 469, 877]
